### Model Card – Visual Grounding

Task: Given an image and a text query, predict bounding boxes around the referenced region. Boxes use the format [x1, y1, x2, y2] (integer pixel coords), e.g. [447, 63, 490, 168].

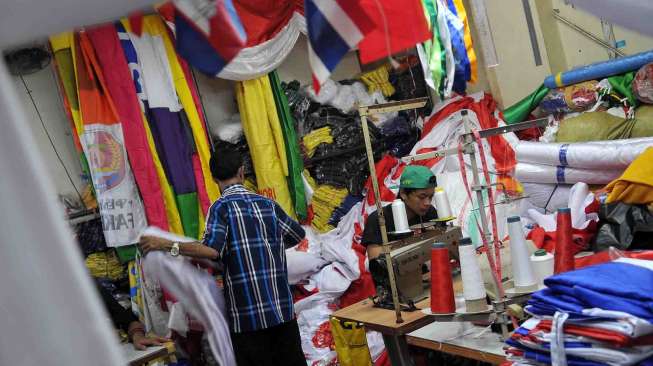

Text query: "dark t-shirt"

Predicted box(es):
[361, 204, 438, 246]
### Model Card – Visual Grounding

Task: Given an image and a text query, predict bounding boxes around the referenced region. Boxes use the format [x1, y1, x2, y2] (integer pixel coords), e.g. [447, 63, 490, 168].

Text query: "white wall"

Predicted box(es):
[14, 67, 85, 199]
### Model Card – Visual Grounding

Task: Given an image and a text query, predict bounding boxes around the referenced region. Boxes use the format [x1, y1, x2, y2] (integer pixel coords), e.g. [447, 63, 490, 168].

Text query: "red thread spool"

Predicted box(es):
[554, 207, 575, 274]
[430, 242, 456, 314]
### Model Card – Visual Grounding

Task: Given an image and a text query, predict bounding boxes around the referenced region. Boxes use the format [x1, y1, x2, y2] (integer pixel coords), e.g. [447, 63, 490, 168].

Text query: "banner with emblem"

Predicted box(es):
[77, 31, 147, 247]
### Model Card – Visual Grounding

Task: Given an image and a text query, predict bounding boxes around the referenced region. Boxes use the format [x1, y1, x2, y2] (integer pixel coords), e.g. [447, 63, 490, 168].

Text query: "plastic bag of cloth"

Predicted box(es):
[594, 202, 653, 251]
[214, 115, 243, 144]
[330, 83, 357, 114]
[634, 63, 653, 104]
[85, 250, 126, 281]
[556, 108, 653, 142]
[306, 79, 339, 105]
[380, 115, 419, 158]
[521, 183, 574, 214]
[526, 182, 599, 254]
[515, 162, 623, 184]
[540, 88, 570, 115]
[563, 80, 599, 111]
[74, 217, 108, 256]
[515, 138, 653, 170]
[282, 80, 314, 131]
[389, 55, 432, 115]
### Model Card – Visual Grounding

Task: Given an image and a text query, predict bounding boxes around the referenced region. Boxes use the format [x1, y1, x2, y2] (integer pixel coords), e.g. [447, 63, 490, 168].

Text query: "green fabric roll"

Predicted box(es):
[269, 71, 308, 221]
[176, 192, 199, 239]
[503, 83, 549, 124]
[608, 71, 638, 107]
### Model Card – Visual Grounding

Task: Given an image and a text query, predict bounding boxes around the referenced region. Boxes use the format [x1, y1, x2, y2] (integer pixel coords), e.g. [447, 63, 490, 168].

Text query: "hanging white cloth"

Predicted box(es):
[140, 227, 236, 366]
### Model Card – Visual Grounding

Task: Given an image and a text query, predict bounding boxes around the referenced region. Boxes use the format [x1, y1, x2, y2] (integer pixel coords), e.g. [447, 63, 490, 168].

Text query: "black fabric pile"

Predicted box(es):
[304, 106, 384, 195]
[380, 114, 420, 158]
[75, 217, 108, 257]
[389, 55, 433, 116]
[594, 202, 653, 251]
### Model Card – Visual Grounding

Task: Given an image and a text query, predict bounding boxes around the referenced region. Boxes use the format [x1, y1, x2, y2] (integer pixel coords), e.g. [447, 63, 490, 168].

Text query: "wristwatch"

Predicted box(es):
[170, 242, 180, 257]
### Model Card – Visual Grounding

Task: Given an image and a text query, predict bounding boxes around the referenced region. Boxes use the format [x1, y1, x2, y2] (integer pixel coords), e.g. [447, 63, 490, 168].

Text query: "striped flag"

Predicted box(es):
[171, 0, 247, 76]
[305, 0, 373, 93]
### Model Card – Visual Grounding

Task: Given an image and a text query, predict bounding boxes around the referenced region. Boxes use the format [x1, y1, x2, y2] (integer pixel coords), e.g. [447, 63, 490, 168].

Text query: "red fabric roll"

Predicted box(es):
[554, 208, 575, 274]
[430, 245, 455, 314]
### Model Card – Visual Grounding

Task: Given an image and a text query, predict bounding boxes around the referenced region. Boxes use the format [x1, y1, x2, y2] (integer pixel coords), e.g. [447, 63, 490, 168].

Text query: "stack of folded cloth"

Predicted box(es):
[506, 258, 653, 365]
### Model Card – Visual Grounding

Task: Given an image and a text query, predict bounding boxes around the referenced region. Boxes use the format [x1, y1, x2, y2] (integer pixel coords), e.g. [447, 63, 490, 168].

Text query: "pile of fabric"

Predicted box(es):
[509, 60, 653, 179]
[506, 258, 653, 366]
[286, 202, 383, 366]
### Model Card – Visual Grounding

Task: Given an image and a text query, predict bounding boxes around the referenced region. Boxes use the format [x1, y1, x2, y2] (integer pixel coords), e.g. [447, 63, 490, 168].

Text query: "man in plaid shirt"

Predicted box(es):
[140, 146, 306, 366]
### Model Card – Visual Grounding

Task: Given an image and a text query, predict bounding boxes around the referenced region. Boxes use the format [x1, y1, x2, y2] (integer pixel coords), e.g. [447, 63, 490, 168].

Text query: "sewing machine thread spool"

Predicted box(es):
[507, 216, 538, 292]
[430, 242, 456, 314]
[458, 237, 487, 313]
[530, 249, 554, 288]
[391, 199, 410, 233]
[434, 187, 453, 219]
[554, 207, 575, 274]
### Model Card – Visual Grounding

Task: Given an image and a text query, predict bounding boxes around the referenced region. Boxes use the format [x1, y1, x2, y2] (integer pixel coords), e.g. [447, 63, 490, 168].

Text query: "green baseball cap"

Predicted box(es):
[399, 165, 437, 189]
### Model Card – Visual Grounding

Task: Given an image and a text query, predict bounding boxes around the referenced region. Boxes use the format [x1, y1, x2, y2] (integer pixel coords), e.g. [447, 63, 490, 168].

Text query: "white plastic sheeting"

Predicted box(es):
[516, 138, 653, 170]
[515, 163, 622, 184]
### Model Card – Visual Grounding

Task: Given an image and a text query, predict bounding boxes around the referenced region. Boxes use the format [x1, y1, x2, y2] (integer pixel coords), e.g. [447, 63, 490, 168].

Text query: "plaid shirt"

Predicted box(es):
[202, 184, 305, 333]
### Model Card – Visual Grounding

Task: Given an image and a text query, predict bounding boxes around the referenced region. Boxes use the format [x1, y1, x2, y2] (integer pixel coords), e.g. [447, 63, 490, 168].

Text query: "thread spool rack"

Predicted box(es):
[360, 100, 550, 340]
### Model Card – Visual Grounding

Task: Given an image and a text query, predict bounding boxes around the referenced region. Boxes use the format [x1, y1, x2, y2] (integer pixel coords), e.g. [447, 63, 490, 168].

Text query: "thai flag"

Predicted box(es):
[305, 0, 373, 93]
[172, 0, 247, 76]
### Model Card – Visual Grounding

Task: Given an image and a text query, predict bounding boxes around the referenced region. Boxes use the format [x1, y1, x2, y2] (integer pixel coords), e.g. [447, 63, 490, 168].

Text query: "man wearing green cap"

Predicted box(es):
[362, 165, 439, 259]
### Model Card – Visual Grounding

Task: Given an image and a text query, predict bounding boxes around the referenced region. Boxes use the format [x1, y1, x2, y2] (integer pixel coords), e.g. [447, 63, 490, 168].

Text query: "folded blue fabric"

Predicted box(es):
[506, 339, 609, 366]
[544, 262, 653, 303]
[535, 262, 653, 320]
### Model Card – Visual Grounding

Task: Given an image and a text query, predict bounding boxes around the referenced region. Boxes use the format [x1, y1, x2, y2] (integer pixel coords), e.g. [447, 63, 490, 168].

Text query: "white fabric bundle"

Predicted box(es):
[515, 163, 622, 184]
[140, 227, 236, 366]
[526, 183, 598, 232]
[215, 115, 243, 144]
[516, 138, 653, 170]
[521, 183, 573, 213]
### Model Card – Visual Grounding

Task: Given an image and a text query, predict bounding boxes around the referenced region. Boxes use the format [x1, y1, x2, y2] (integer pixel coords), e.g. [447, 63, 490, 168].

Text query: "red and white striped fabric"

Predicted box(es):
[305, 0, 373, 92]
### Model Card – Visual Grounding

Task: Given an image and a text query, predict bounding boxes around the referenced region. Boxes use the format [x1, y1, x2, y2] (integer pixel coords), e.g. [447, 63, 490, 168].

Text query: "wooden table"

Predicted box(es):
[407, 322, 506, 365]
[331, 277, 464, 365]
[331, 297, 434, 366]
[121, 342, 176, 366]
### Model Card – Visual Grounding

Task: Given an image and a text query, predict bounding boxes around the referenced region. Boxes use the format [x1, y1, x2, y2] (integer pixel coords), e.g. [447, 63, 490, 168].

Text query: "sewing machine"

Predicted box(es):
[369, 225, 463, 310]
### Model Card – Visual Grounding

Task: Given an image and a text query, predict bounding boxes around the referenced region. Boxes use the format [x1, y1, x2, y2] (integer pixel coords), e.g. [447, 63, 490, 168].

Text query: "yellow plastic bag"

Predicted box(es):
[330, 318, 373, 366]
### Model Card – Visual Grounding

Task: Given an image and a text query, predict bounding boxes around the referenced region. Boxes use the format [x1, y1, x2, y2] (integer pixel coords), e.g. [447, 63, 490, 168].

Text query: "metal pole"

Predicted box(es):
[360, 111, 404, 324]
[553, 10, 626, 57]
[462, 110, 508, 337]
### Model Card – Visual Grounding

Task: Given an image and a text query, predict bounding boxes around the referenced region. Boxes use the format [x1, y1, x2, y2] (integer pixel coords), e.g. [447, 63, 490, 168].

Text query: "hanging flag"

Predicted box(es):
[171, 0, 247, 76]
[358, 0, 431, 64]
[76, 32, 148, 247]
[305, 0, 374, 93]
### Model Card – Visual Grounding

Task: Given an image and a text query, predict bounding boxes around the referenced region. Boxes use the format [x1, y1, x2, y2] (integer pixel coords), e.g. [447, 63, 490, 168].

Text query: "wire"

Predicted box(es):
[543, 184, 559, 215]
[20, 74, 84, 203]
